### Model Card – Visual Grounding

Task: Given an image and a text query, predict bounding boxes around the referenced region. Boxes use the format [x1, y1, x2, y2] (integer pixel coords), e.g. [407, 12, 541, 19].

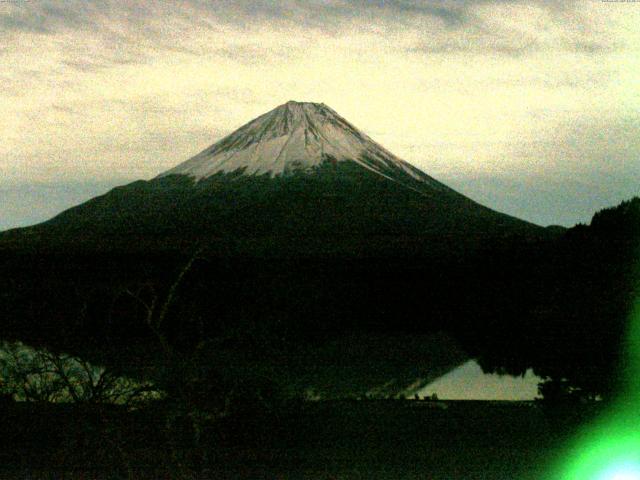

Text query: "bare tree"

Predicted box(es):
[0, 341, 161, 405]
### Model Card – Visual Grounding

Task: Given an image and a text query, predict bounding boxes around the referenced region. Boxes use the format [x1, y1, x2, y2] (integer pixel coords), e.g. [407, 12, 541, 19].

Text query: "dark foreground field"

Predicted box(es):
[0, 399, 601, 479]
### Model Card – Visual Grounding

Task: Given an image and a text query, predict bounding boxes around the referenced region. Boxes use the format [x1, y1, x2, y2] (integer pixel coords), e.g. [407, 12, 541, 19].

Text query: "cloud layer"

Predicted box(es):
[1, 0, 639, 228]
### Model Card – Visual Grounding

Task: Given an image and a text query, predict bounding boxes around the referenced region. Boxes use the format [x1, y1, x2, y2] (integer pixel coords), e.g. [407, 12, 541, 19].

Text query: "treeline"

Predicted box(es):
[0, 198, 638, 404]
[452, 197, 640, 401]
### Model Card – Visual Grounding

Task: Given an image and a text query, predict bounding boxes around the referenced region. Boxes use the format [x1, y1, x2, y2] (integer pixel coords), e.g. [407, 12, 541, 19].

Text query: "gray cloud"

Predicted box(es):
[409, 37, 614, 57]
[1, 9, 50, 34]
[1, 0, 103, 34]
[384, 2, 467, 26]
[51, 104, 77, 115]
[60, 51, 144, 72]
[0, 1, 586, 36]
[404, 1, 614, 56]
[1, 0, 636, 230]
[0, 0, 613, 75]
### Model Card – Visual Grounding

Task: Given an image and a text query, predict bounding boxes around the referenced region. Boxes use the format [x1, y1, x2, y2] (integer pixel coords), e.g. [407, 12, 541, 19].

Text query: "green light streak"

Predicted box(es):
[553, 287, 640, 479]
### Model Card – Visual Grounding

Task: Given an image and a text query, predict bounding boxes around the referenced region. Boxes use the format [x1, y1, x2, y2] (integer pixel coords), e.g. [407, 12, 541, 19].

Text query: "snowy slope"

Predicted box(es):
[159, 101, 448, 193]
[5, 100, 543, 245]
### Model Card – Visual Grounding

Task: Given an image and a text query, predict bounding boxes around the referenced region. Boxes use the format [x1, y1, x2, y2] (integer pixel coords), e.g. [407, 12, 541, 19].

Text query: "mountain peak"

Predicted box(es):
[265, 100, 333, 133]
[158, 101, 439, 188]
[284, 100, 323, 106]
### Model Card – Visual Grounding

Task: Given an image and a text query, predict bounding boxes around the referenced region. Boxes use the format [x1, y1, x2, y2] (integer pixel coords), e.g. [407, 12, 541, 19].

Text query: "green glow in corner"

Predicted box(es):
[558, 429, 640, 480]
[554, 294, 640, 480]
[597, 462, 640, 480]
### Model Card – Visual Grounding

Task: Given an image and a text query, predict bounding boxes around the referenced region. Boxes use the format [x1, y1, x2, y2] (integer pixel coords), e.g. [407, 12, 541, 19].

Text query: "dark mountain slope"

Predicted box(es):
[7, 161, 541, 255]
[0, 101, 553, 396]
[2, 102, 543, 248]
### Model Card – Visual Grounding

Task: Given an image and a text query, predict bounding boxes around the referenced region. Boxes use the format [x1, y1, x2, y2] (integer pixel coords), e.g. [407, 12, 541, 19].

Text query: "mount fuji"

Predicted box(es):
[0, 101, 551, 398]
[161, 101, 447, 188]
[8, 101, 542, 253]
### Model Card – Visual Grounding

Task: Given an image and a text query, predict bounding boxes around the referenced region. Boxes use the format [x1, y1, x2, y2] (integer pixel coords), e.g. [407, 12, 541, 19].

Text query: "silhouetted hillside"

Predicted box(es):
[454, 197, 640, 400]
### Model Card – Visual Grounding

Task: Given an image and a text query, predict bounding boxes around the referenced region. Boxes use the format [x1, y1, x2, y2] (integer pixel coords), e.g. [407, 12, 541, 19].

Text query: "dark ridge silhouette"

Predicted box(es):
[0, 102, 550, 397]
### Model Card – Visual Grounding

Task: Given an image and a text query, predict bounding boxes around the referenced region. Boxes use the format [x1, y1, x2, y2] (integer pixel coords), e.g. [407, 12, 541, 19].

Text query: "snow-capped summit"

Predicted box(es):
[12, 100, 542, 246]
[0, 99, 549, 403]
[159, 101, 444, 191]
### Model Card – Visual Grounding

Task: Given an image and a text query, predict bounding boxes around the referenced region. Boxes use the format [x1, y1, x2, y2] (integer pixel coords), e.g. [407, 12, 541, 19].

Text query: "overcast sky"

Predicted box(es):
[1, 0, 639, 230]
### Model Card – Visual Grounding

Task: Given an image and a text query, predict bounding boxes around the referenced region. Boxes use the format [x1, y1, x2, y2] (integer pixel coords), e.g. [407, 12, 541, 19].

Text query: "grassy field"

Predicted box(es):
[0, 398, 603, 479]
[211, 399, 599, 480]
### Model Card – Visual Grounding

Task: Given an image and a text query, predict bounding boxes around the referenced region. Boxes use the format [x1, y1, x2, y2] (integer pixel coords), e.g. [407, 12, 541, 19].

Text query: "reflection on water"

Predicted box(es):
[417, 360, 541, 400]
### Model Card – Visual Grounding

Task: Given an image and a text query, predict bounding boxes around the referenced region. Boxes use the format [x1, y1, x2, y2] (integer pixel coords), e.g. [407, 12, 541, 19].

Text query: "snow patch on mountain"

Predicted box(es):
[159, 101, 444, 190]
